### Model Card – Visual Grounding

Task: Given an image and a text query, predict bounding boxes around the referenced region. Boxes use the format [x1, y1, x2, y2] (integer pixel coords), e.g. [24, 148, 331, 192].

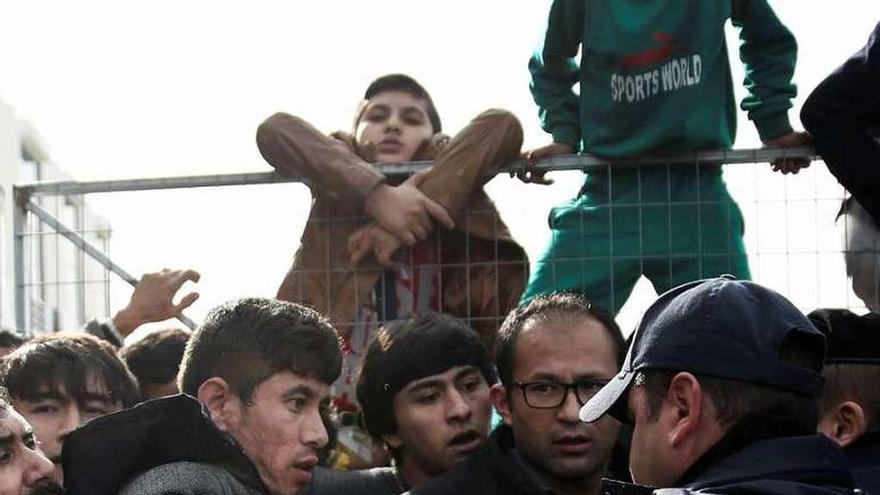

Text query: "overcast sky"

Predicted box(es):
[1, 1, 876, 335]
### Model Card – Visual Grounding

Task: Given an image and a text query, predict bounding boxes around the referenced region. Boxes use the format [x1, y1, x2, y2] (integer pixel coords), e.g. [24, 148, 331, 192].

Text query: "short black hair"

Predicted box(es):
[2, 332, 140, 408]
[358, 74, 442, 133]
[496, 293, 625, 387]
[0, 330, 25, 351]
[179, 298, 342, 403]
[636, 332, 824, 434]
[120, 328, 190, 387]
[821, 364, 880, 432]
[356, 311, 494, 441]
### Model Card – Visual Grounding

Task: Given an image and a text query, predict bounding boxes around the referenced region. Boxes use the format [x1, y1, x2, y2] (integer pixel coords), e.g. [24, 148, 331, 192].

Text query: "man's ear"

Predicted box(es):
[381, 432, 403, 451]
[490, 383, 513, 426]
[666, 372, 704, 448]
[819, 401, 868, 448]
[197, 377, 239, 432]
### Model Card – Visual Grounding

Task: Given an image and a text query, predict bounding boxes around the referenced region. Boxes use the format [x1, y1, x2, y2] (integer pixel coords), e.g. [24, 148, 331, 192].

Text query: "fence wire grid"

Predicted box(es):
[10, 148, 878, 338]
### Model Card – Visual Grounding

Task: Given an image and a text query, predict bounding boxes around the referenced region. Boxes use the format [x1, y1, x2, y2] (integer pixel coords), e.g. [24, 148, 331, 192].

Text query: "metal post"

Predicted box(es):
[12, 188, 27, 332]
[23, 198, 197, 330]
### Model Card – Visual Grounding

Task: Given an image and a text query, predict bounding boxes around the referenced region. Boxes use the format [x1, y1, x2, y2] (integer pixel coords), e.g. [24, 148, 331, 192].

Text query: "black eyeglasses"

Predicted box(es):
[514, 379, 610, 409]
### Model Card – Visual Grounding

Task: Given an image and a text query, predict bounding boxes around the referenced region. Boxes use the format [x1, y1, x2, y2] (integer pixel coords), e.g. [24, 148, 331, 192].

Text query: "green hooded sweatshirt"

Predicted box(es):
[530, 0, 797, 157]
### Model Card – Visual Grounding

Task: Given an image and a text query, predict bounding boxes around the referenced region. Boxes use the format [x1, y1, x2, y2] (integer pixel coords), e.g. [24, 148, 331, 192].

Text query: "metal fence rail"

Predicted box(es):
[13, 145, 867, 337]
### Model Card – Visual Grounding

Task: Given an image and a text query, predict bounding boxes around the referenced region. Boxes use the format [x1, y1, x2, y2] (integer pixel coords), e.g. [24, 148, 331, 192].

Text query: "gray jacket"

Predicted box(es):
[119, 461, 264, 495]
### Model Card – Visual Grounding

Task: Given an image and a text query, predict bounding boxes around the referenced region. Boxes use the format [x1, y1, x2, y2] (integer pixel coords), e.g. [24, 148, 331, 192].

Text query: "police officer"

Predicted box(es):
[580, 276, 857, 495]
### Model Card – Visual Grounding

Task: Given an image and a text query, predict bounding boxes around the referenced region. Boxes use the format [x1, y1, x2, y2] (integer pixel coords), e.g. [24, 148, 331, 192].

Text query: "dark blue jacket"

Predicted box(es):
[845, 431, 880, 495]
[801, 21, 880, 225]
[672, 434, 856, 495]
[407, 425, 550, 495]
[410, 424, 632, 495]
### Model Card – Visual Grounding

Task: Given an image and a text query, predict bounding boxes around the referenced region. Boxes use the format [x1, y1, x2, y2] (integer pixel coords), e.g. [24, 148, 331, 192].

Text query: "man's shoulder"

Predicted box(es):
[119, 462, 264, 495]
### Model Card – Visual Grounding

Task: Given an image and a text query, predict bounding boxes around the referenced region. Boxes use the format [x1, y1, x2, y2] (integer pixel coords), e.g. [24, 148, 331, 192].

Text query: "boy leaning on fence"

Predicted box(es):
[520, 0, 811, 314]
[255, 74, 528, 419]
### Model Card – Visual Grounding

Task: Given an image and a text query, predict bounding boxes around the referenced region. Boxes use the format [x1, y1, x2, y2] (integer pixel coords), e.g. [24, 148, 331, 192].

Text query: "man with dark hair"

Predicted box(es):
[1, 332, 140, 485]
[809, 309, 880, 494]
[61, 297, 341, 495]
[257, 73, 528, 417]
[412, 293, 625, 495]
[119, 328, 190, 399]
[580, 277, 855, 495]
[0, 394, 59, 495]
[0, 331, 25, 358]
[304, 311, 495, 494]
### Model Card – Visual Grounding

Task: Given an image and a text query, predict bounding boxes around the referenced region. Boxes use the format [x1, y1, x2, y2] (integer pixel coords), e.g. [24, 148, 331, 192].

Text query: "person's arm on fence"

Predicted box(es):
[256, 113, 386, 201]
[801, 21, 880, 223]
[256, 113, 453, 246]
[416, 109, 523, 218]
[348, 109, 523, 266]
[733, 0, 810, 174]
[528, 0, 583, 152]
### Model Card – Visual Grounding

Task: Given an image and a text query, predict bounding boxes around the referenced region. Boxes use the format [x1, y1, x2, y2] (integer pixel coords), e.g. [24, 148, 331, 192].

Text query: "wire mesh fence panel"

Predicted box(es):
[16, 194, 111, 334]
[10, 152, 877, 340]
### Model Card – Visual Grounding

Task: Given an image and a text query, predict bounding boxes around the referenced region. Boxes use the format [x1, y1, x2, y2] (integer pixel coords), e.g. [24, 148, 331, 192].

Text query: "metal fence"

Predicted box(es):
[10, 146, 874, 336]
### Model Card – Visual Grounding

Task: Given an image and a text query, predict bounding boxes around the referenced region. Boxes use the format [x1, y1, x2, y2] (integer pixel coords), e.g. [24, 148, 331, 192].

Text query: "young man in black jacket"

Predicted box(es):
[305, 312, 496, 494]
[411, 294, 626, 495]
[61, 298, 342, 495]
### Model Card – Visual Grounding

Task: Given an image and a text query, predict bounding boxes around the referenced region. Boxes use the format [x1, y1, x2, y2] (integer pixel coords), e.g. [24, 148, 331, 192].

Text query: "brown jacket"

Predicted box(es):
[256, 109, 527, 349]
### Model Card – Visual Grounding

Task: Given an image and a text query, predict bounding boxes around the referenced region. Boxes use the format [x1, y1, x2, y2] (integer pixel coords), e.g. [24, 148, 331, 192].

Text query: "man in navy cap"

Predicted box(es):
[580, 276, 856, 495]
[810, 309, 880, 494]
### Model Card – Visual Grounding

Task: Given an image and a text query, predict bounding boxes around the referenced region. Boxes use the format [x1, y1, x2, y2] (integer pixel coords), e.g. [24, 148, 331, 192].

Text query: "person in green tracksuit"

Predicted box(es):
[521, 0, 810, 313]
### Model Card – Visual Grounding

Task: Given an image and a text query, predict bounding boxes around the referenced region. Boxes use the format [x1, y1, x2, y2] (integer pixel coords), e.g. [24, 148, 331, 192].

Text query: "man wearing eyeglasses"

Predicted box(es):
[409, 294, 625, 495]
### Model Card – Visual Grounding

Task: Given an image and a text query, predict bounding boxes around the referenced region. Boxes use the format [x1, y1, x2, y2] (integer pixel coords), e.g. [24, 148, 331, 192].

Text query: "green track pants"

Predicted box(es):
[522, 164, 751, 314]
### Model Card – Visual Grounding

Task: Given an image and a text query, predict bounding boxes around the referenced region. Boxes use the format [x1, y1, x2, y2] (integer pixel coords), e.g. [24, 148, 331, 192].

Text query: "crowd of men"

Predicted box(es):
[1, 2, 878, 494]
[1, 276, 877, 495]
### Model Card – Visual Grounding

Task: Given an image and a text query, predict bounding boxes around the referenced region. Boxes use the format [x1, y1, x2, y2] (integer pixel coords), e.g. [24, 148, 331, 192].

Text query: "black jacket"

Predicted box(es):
[845, 431, 880, 495]
[408, 424, 637, 495]
[801, 21, 880, 225]
[673, 434, 856, 495]
[62, 394, 268, 495]
[408, 424, 548, 495]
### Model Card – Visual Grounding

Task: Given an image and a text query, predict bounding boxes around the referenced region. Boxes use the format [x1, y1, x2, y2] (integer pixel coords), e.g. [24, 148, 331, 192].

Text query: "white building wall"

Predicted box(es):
[0, 98, 110, 333]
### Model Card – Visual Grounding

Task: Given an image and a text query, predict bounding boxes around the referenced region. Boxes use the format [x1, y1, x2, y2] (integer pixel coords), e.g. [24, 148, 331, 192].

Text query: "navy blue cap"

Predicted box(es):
[808, 309, 880, 364]
[580, 276, 826, 423]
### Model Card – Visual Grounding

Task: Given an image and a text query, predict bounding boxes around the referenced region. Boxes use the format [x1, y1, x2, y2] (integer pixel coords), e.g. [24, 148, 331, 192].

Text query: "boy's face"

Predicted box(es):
[384, 365, 492, 485]
[11, 375, 123, 485]
[356, 90, 434, 164]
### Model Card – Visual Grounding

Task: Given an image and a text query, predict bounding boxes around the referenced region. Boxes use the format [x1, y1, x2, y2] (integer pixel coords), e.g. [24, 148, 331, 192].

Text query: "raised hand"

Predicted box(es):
[112, 268, 200, 336]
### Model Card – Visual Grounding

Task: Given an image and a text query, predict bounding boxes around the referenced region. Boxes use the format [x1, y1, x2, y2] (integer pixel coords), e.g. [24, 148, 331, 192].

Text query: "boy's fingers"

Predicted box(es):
[350, 244, 369, 266]
[376, 247, 394, 267]
[423, 198, 455, 229]
[401, 231, 417, 246]
[172, 269, 201, 288]
[413, 224, 429, 242]
[173, 292, 200, 313]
